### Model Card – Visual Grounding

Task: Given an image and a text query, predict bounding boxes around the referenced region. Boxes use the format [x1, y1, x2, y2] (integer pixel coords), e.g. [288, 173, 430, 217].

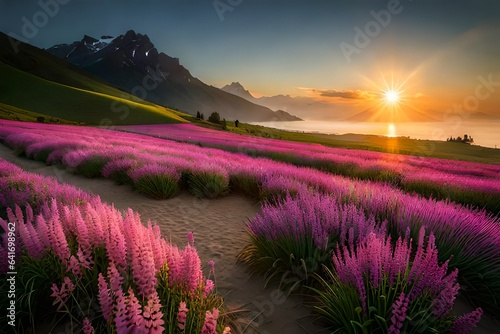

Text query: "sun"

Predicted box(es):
[385, 90, 400, 104]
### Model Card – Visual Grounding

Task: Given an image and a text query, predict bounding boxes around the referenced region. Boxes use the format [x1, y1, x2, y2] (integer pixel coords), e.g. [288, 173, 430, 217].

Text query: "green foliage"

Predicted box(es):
[133, 174, 180, 199]
[310, 267, 454, 334]
[208, 112, 221, 124]
[108, 169, 133, 185]
[75, 156, 112, 178]
[237, 235, 332, 293]
[229, 173, 260, 200]
[188, 171, 229, 199]
[1, 252, 61, 332]
[32, 149, 53, 162]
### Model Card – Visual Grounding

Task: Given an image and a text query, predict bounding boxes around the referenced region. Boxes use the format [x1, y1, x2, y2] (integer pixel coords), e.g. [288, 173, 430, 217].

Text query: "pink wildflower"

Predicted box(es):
[126, 287, 143, 329]
[97, 273, 113, 321]
[177, 301, 189, 330]
[181, 244, 203, 294]
[450, 308, 483, 334]
[388, 292, 409, 334]
[113, 289, 129, 333]
[142, 292, 165, 334]
[208, 260, 215, 275]
[187, 231, 195, 245]
[67, 255, 82, 277]
[204, 279, 215, 298]
[50, 276, 75, 311]
[201, 308, 219, 334]
[82, 317, 94, 334]
[107, 262, 124, 293]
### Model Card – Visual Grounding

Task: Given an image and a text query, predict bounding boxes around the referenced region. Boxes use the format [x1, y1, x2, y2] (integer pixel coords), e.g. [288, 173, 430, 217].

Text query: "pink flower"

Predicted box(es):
[97, 273, 113, 321]
[67, 255, 81, 277]
[204, 279, 215, 298]
[201, 308, 219, 334]
[187, 232, 195, 245]
[126, 287, 143, 329]
[177, 301, 189, 330]
[450, 308, 483, 334]
[113, 289, 129, 333]
[208, 260, 215, 275]
[107, 262, 124, 293]
[82, 317, 94, 334]
[50, 276, 75, 311]
[388, 293, 409, 334]
[142, 292, 165, 334]
[181, 244, 203, 294]
[124, 211, 158, 298]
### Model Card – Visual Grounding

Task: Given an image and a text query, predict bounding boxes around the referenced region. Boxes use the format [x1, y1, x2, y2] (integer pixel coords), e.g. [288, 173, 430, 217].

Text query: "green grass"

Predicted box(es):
[0, 102, 76, 124]
[0, 62, 186, 125]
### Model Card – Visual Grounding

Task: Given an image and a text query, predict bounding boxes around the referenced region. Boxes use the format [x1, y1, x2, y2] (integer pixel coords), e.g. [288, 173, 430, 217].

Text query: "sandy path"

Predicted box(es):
[0, 144, 329, 334]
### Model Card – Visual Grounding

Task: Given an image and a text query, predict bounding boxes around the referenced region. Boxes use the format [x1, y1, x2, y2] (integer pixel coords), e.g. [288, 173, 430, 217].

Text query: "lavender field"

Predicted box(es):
[1, 119, 499, 333]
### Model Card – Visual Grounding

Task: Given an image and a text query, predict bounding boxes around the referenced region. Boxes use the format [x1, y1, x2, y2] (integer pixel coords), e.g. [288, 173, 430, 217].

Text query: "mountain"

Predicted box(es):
[221, 82, 255, 101]
[46, 30, 301, 122]
[0, 32, 185, 125]
[220, 82, 349, 120]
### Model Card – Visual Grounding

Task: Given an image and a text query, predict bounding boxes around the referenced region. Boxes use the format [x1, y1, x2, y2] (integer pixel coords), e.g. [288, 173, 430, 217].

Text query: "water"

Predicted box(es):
[251, 120, 500, 149]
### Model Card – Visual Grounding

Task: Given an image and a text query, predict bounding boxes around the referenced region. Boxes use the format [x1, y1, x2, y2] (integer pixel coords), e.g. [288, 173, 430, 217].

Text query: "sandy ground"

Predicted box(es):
[1, 144, 498, 333]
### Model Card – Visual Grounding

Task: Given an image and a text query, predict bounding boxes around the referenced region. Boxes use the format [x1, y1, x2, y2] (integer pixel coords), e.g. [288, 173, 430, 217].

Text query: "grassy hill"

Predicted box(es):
[0, 62, 185, 125]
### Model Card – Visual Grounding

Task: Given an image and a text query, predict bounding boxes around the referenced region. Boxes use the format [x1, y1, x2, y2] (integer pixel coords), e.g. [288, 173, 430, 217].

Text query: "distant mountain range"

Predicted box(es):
[220, 81, 349, 120]
[46, 30, 301, 122]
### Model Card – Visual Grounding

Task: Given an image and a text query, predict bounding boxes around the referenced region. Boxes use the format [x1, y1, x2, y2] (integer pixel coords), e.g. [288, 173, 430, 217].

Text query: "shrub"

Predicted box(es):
[129, 164, 180, 199]
[102, 158, 138, 185]
[208, 112, 221, 124]
[238, 192, 386, 290]
[310, 230, 482, 333]
[62, 150, 111, 178]
[188, 165, 229, 199]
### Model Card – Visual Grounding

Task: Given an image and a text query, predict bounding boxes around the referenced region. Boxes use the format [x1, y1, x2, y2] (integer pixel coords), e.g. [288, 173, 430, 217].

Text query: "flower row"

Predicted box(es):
[116, 123, 500, 212]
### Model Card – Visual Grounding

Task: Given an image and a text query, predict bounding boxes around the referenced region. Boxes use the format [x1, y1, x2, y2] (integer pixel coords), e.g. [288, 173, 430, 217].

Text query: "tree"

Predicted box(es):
[200, 113, 205, 120]
[196, 111, 201, 119]
[235, 119, 239, 127]
[37, 116, 45, 123]
[222, 118, 227, 130]
[208, 112, 221, 124]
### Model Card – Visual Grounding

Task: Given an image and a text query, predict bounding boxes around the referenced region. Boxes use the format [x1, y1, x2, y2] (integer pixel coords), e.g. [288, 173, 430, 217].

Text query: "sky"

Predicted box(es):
[1, 0, 500, 120]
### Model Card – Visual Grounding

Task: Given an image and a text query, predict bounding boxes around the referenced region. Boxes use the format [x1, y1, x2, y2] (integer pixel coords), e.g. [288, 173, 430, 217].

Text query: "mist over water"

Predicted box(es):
[251, 120, 500, 149]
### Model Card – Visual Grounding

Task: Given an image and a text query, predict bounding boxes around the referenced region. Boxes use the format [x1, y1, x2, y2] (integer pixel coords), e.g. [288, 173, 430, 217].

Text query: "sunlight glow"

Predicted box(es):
[387, 123, 397, 137]
[385, 90, 400, 104]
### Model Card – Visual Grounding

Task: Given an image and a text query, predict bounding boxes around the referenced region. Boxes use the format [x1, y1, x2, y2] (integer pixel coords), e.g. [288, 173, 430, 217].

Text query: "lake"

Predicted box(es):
[251, 120, 500, 149]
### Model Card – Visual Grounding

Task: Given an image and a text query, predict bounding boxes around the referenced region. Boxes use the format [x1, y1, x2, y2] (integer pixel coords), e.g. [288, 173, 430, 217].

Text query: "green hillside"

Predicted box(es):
[0, 62, 185, 125]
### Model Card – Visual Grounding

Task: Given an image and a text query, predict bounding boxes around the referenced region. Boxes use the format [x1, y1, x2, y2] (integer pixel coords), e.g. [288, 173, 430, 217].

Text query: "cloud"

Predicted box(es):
[297, 87, 375, 100]
[319, 89, 374, 99]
